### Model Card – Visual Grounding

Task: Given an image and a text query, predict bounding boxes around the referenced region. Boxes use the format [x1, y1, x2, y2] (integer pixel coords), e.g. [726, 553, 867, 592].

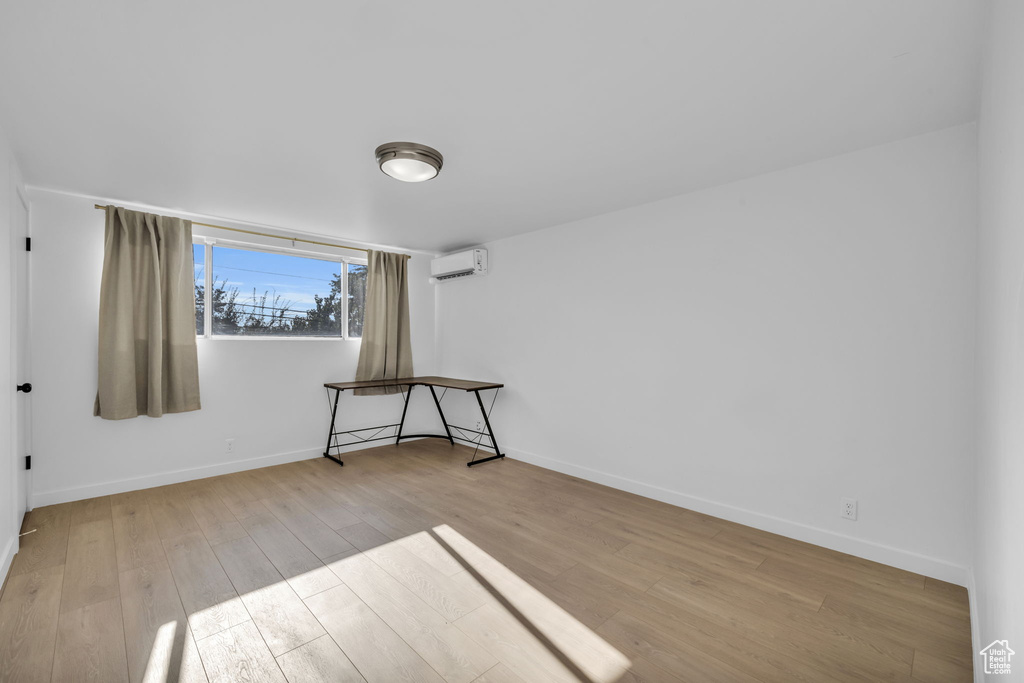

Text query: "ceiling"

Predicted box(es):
[0, 1, 985, 252]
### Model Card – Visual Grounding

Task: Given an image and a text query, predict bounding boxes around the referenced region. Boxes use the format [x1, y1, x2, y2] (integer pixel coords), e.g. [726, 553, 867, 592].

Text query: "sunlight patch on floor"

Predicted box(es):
[160, 523, 630, 682]
[142, 621, 177, 683]
[431, 524, 631, 683]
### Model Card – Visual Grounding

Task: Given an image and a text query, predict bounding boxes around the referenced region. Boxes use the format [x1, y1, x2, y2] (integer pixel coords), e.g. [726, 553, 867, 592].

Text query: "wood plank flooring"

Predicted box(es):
[0, 440, 973, 682]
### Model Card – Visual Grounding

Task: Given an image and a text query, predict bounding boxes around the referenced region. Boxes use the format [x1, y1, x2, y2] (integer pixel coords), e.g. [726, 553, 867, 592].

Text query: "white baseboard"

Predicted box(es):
[506, 446, 968, 586]
[0, 535, 17, 592]
[30, 439, 397, 508]
[966, 566, 982, 682]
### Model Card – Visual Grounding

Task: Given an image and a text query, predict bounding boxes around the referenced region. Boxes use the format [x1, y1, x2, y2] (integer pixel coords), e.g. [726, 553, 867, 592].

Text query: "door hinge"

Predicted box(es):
[25, 455, 31, 470]
[25, 237, 31, 251]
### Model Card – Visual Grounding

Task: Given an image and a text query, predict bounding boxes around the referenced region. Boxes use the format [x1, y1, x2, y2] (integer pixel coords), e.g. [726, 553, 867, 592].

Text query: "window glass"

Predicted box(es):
[193, 243, 205, 336]
[347, 262, 367, 338]
[209, 245, 344, 337]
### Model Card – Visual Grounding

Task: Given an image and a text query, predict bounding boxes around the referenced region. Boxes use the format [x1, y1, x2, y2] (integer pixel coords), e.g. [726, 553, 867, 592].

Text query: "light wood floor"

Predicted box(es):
[0, 440, 973, 682]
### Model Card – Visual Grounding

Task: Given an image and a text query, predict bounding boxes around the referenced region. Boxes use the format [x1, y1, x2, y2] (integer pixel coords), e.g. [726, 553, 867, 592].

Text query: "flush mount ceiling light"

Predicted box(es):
[375, 142, 444, 182]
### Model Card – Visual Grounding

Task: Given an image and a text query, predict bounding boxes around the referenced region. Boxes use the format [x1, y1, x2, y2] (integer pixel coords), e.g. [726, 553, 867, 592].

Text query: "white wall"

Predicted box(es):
[437, 125, 977, 584]
[0, 123, 26, 580]
[28, 189, 438, 506]
[973, 0, 1023, 673]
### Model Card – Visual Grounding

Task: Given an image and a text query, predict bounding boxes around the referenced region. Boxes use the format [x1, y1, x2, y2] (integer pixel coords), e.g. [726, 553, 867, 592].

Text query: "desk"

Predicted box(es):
[323, 376, 505, 468]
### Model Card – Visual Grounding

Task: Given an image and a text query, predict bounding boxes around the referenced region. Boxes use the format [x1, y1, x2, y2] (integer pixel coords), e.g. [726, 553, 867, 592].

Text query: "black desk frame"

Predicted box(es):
[323, 380, 504, 468]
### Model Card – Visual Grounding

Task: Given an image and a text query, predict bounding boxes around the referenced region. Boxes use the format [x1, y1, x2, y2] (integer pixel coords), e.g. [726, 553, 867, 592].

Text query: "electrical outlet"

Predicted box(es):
[841, 497, 858, 520]
[225, 438, 235, 454]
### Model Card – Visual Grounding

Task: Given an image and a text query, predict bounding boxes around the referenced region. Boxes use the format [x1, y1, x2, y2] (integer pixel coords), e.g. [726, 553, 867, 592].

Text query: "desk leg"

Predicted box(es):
[429, 386, 455, 445]
[323, 388, 344, 467]
[467, 389, 505, 467]
[396, 385, 413, 445]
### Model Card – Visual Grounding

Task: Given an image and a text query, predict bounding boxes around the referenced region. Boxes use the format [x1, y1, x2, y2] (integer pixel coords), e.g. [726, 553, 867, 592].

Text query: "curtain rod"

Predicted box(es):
[93, 204, 370, 254]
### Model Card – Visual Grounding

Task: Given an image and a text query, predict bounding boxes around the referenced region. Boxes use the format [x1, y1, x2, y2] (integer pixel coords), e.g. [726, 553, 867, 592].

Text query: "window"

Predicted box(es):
[192, 241, 366, 339]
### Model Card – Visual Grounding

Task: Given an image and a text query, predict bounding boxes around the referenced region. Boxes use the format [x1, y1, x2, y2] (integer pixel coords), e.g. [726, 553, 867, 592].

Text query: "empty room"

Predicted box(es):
[0, 1, 1020, 681]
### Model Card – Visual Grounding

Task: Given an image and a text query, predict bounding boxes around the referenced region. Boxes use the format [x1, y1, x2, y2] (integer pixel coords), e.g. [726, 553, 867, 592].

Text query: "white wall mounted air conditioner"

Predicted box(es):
[430, 249, 487, 282]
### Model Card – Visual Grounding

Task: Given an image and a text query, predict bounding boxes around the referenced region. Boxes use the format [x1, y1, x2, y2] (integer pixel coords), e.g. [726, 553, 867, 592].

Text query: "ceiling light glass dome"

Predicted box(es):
[375, 142, 443, 182]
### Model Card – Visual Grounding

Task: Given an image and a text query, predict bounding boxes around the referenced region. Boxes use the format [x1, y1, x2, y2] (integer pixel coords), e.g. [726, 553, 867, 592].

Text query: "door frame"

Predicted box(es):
[11, 184, 30, 524]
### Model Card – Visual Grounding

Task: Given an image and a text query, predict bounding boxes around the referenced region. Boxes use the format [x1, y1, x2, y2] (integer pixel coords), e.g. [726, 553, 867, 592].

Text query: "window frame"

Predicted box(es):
[192, 235, 367, 341]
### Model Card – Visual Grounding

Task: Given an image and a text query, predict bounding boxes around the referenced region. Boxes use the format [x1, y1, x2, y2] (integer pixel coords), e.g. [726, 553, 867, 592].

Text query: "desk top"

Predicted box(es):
[324, 375, 504, 392]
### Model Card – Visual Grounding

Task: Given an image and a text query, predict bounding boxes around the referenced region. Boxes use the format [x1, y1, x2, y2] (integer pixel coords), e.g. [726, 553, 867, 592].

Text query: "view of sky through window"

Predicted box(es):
[192, 243, 364, 337]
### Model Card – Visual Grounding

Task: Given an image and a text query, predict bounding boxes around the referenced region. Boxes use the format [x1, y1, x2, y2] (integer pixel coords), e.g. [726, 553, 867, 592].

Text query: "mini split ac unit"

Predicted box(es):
[430, 249, 488, 282]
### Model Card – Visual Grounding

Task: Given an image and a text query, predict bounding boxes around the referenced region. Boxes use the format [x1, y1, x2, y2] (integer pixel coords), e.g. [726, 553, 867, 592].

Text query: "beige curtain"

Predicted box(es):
[354, 250, 413, 395]
[94, 206, 201, 419]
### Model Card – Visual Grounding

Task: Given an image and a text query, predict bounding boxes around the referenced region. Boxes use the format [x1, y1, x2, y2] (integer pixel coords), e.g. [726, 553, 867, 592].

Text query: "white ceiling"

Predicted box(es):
[0, 1, 985, 252]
